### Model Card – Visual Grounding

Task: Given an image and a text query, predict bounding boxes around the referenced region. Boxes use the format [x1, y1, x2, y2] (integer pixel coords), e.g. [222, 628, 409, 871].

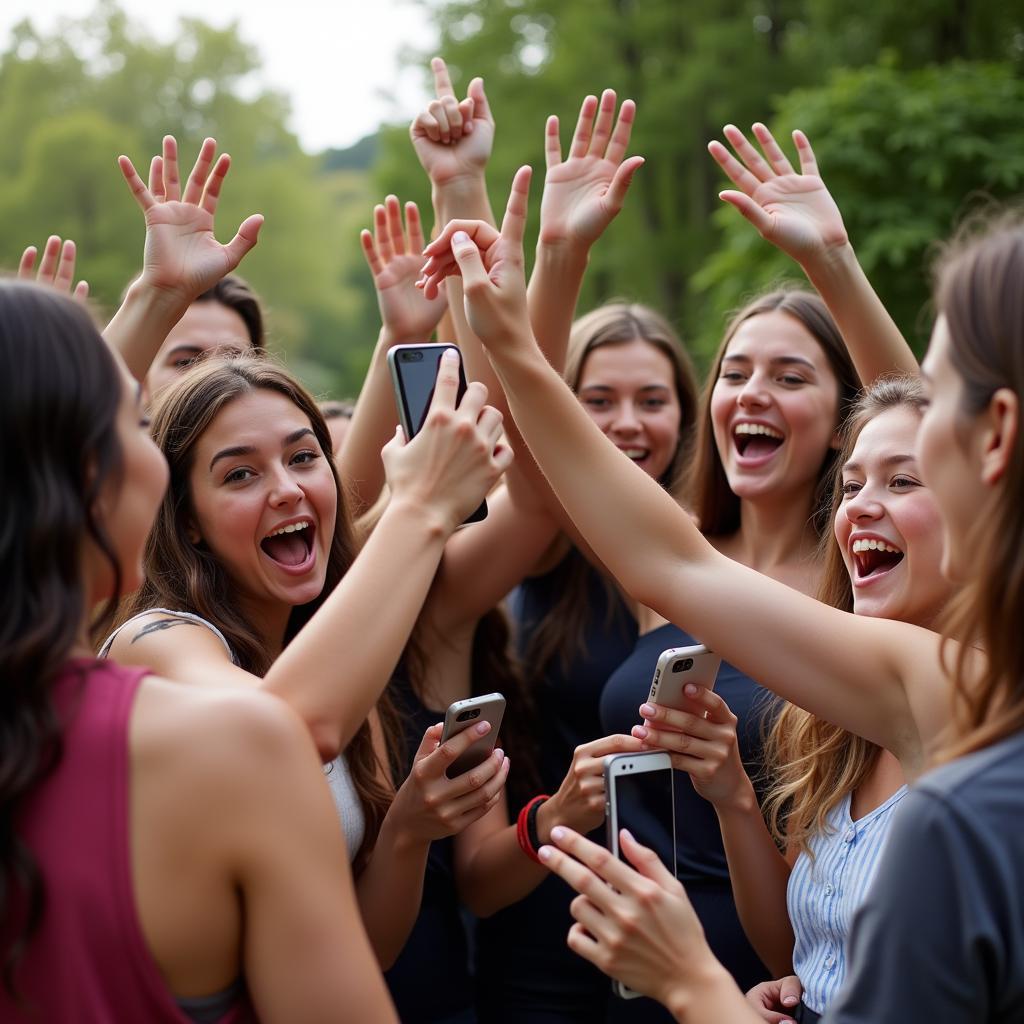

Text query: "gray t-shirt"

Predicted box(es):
[827, 728, 1024, 1023]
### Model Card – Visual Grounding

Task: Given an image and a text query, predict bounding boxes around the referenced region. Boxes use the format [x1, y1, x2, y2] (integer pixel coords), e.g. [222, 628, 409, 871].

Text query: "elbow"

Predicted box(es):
[308, 718, 344, 763]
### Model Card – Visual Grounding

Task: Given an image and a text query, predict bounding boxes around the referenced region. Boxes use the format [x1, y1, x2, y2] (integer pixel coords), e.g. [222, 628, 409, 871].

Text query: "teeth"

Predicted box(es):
[268, 521, 310, 539]
[852, 538, 902, 555]
[623, 449, 648, 459]
[734, 423, 783, 440]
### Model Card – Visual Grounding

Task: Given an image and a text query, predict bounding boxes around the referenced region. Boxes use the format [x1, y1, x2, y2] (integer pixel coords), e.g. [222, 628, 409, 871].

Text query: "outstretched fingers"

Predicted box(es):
[53, 240, 77, 290]
[751, 122, 795, 176]
[544, 114, 562, 170]
[717, 189, 773, 235]
[499, 165, 533, 248]
[604, 98, 637, 165]
[568, 94, 599, 159]
[199, 153, 232, 215]
[587, 88, 617, 158]
[182, 137, 217, 206]
[722, 123, 774, 183]
[430, 55, 457, 100]
[793, 129, 820, 176]
[707, 139, 761, 196]
[405, 201, 425, 255]
[161, 135, 181, 202]
[118, 155, 156, 210]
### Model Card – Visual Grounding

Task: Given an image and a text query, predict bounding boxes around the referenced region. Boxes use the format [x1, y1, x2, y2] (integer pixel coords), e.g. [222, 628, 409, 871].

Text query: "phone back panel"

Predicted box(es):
[441, 693, 505, 778]
[648, 645, 721, 710]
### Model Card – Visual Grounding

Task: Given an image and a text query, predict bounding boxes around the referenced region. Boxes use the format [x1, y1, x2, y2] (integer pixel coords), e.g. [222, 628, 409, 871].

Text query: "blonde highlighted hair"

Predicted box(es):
[762, 376, 928, 853]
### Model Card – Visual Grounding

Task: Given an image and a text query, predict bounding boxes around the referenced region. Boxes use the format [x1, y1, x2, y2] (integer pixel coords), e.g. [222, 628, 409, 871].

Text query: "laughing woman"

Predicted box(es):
[430, 167, 1024, 1022]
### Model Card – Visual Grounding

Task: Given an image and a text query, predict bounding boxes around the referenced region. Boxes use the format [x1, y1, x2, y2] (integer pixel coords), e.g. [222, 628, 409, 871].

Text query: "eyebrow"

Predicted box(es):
[579, 383, 672, 393]
[209, 427, 316, 471]
[721, 354, 818, 370]
[842, 453, 918, 474]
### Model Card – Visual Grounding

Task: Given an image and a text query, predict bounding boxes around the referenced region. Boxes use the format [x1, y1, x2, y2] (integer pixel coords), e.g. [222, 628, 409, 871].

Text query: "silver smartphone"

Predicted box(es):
[647, 644, 721, 710]
[440, 692, 505, 779]
[604, 750, 675, 1000]
[386, 342, 487, 524]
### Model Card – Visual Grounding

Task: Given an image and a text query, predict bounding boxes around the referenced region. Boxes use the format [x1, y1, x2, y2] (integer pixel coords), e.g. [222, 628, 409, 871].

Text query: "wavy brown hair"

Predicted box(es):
[117, 354, 400, 862]
[0, 283, 126, 998]
[761, 376, 929, 853]
[689, 288, 861, 539]
[524, 302, 699, 678]
[931, 214, 1024, 761]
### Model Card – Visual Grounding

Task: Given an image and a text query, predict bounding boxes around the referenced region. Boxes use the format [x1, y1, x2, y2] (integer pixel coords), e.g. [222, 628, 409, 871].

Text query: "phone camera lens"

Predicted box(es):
[672, 658, 694, 673]
[456, 708, 481, 722]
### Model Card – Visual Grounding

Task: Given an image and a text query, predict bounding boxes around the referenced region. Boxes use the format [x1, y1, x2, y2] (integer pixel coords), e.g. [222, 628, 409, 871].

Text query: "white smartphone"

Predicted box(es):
[386, 342, 487, 525]
[604, 750, 675, 1000]
[647, 644, 721, 710]
[440, 692, 505, 779]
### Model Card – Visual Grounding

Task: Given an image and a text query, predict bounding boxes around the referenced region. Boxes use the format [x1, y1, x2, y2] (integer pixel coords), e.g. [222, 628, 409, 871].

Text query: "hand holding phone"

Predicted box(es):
[384, 345, 511, 528]
[440, 692, 506, 779]
[604, 750, 676, 1000]
[647, 645, 721, 710]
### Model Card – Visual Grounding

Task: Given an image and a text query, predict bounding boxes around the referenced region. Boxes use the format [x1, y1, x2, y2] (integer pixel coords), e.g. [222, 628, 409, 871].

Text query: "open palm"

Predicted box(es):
[119, 135, 262, 303]
[539, 90, 643, 249]
[709, 124, 848, 262]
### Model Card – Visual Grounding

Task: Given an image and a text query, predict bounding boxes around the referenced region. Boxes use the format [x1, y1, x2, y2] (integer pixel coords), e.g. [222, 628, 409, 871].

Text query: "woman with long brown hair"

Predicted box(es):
[0, 281, 396, 1022]
[441, 163, 1024, 1022]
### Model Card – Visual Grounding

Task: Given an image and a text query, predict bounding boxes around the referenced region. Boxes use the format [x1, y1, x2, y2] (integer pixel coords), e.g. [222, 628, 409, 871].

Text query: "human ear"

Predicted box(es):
[978, 387, 1018, 487]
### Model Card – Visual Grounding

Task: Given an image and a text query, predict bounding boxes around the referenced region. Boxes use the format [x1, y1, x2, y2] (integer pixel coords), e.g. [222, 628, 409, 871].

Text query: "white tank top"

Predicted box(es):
[99, 608, 366, 860]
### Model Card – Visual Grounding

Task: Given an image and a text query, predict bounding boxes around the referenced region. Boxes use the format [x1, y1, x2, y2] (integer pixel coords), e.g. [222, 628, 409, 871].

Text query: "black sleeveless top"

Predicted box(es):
[475, 550, 637, 1022]
[599, 622, 773, 1020]
[385, 675, 475, 1022]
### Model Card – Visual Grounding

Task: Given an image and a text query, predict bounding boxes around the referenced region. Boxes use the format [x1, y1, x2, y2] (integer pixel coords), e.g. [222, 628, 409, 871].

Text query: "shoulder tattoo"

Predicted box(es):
[131, 617, 201, 645]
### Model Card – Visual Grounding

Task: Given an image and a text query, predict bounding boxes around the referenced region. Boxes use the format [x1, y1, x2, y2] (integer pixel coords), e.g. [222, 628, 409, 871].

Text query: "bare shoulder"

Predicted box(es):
[108, 610, 229, 668]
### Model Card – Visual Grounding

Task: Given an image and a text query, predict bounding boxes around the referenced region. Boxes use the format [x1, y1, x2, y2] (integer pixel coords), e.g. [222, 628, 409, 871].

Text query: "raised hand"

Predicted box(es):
[387, 722, 510, 842]
[381, 348, 512, 533]
[708, 124, 848, 266]
[18, 236, 89, 299]
[118, 135, 263, 305]
[418, 165, 533, 347]
[361, 196, 446, 343]
[632, 686, 749, 807]
[410, 56, 495, 189]
[538, 89, 644, 250]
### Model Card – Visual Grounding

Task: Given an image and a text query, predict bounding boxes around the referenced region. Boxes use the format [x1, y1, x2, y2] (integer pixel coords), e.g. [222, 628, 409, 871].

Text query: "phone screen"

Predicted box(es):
[610, 767, 675, 872]
[392, 345, 486, 525]
[394, 346, 463, 435]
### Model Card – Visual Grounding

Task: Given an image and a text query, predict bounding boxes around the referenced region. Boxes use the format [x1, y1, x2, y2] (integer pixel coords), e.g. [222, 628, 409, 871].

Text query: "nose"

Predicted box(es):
[610, 401, 642, 435]
[267, 465, 303, 507]
[736, 373, 769, 410]
[844, 483, 884, 524]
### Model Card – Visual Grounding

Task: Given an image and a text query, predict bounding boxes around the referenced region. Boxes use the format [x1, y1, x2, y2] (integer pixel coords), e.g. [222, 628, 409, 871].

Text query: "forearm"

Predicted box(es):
[802, 243, 919, 384]
[527, 241, 589, 372]
[356, 814, 431, 969]
[458, 823, 549, 917]
[714, 783, 794, 976]
[662, 958, 760, 1024]
[263, 500, 448, 759]
[337, 327, 400, 514]
[103, 279, 188, 381]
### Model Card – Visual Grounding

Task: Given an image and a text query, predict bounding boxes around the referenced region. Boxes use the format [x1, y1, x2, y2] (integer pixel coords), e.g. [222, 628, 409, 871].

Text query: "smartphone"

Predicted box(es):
[387, 342, 487, 524]
[440, 692, 506, 779]
[604, 750, 676, 999]
[647, 644, 721, 710]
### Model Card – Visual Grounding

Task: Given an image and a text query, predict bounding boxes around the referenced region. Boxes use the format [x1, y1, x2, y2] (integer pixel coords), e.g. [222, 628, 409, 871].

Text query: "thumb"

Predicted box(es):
[224, 213, 264, 267]
[779, 975, 803, 1006]
[451, 231, 489, 292]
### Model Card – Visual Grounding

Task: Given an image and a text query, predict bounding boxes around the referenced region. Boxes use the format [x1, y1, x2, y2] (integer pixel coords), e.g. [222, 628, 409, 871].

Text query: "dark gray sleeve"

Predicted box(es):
[825, 788, 1003, 1024]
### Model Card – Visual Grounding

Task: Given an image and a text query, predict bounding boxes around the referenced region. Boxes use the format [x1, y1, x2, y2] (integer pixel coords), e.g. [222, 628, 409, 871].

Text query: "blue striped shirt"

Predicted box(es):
[787, 785, 908, 1013]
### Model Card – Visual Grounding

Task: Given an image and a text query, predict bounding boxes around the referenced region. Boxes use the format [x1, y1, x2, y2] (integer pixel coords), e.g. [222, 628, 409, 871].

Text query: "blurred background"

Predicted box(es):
[1, 0, 1022, 399]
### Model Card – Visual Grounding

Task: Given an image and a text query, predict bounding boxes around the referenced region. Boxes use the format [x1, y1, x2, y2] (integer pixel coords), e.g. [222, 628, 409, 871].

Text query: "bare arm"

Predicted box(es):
[709, 124, 918, 385]
[422, 169, 945, 772]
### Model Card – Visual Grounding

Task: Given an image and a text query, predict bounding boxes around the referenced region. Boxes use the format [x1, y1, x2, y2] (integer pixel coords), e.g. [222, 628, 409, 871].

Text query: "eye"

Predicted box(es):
[841, 481, 862, 496]
[719, 370, 746, 383]
[890, 475, 921, 489]
[291, 449, 320, 466]
[223, 467, 254, 484]
[779, 374, 806, 386]
[641, 397, 668, 410]
[172, 355, 199, 370]
[582, 396, 611, 410]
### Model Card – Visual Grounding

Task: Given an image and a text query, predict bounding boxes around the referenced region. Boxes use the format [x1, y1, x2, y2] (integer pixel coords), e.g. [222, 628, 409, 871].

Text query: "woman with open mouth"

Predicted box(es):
[436, 160, 1024, 1023]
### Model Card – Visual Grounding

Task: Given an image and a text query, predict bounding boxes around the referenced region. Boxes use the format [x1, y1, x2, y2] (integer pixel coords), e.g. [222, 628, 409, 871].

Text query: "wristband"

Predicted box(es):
[516, 795, 551, 864]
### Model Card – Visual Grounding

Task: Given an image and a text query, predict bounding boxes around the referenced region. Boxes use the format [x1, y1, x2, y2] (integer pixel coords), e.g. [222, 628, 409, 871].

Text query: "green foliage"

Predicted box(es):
[0, 0, 377, 397]
[695, 62, 1024, 356]
[376, 0, 1024, 369]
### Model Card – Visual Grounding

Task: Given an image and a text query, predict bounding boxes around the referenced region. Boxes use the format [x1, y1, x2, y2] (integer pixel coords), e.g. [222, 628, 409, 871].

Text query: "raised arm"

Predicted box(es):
[106, 136, 263, 381]
[19, 236, 89, 298]
[339, 197, 447, 512]
[421, 168, 944, 772]
[708, 124, 917, 385]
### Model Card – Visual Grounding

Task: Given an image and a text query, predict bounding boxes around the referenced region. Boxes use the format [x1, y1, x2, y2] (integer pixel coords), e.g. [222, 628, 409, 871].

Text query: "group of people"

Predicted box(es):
[1, 53, 1022, 1024]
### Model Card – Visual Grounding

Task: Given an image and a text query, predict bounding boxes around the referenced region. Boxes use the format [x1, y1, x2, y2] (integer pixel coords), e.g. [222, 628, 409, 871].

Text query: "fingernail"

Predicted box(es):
[538, 845, 552, 861]
[684, 684, 698, 696]
[639, 703, 655, 718]
[620, 828, 634, 842]
[442, 348, 458, 362]
[474, 720, 489, 734]
[493, 748, 504, 760]
[550, 826, 566, 842]
[452, 230, 470, 244]
[783, 996, 799, 1006]
[632, 725, 648, 740]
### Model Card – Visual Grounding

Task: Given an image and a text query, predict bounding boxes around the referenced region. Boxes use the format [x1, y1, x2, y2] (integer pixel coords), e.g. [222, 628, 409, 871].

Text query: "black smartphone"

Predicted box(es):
[604, 751, 676, 1000]
[386, 342, 488, 525]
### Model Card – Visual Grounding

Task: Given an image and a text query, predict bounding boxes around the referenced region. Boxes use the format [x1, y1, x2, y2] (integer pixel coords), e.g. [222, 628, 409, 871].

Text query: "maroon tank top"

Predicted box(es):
[0, 658, 256, 1023]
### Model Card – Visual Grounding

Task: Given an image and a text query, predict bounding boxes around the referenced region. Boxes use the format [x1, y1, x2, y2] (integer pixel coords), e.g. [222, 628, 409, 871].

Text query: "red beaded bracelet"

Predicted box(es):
[516, 794, 551, 864]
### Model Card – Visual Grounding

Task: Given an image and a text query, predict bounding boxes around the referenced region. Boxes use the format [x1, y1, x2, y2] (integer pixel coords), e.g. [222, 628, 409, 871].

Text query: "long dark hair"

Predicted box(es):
[118, 354, 399, 861]
[0, 282, 125, 996]
[689, 288, 861, 539]
[932, 214, 1024, 760]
